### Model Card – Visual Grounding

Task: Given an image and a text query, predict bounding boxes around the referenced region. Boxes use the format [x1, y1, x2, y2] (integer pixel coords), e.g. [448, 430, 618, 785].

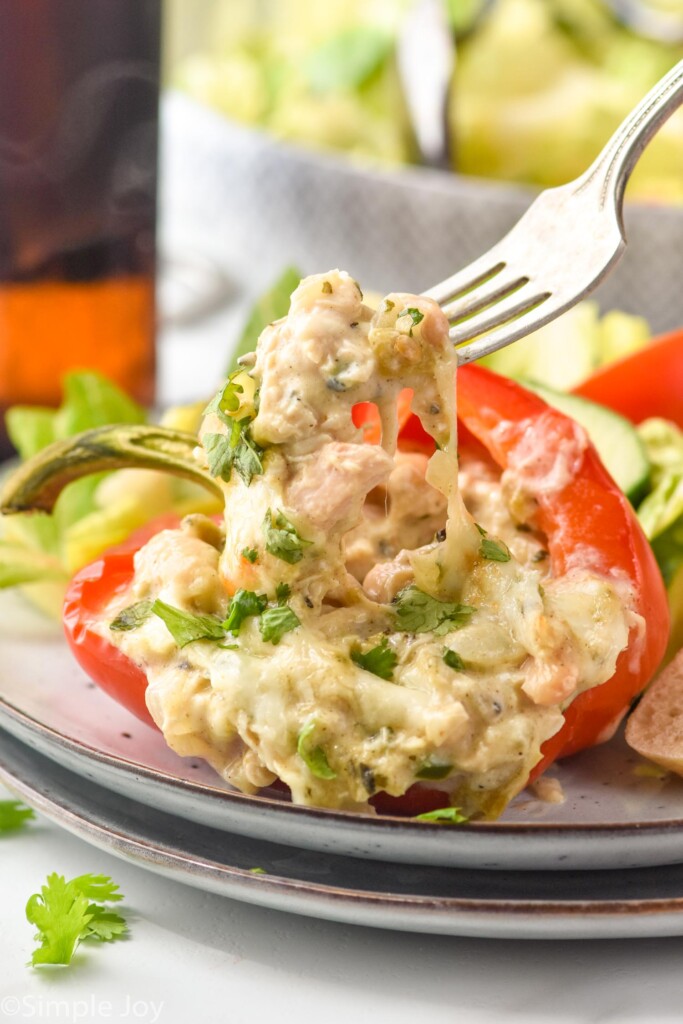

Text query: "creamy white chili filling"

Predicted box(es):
[100, 270, 634, 818]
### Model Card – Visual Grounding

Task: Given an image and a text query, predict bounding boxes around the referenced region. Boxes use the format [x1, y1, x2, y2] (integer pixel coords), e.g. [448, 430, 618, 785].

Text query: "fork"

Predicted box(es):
[424, 59, 683, 365]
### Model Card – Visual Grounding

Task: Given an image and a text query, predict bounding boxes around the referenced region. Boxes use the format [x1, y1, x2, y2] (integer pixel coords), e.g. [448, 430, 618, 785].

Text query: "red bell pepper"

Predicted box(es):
[573, 328, 683, 428]
[64, 367, 670, 787]
[62, 515, 182, 729]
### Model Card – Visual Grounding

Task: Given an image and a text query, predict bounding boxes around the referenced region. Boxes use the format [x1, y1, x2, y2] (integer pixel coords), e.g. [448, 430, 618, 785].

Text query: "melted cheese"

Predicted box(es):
[100, 270, 634, 819]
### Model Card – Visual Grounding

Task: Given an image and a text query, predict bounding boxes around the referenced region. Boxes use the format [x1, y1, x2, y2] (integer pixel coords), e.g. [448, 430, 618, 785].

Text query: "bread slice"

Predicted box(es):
[626, 649, 683, 772]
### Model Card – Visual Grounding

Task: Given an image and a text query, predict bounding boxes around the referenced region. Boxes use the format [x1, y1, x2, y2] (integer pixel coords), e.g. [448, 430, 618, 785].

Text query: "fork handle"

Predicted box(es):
[577, 58, 683, 211]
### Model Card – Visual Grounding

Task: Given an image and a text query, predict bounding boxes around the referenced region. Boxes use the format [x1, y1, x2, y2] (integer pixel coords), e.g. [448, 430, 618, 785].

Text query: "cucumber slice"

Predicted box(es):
[523, 382, 651, 505]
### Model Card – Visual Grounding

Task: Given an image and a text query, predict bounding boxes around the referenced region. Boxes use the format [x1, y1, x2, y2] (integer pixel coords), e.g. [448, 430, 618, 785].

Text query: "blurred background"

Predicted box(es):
[159, 0, 683, 402]
[2, 0, 683, 416]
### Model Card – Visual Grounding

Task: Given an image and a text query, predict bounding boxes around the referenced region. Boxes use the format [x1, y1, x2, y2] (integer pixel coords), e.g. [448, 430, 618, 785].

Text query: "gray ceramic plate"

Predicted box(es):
[4, 726, 683, 940]
[2, 596, 683, 873]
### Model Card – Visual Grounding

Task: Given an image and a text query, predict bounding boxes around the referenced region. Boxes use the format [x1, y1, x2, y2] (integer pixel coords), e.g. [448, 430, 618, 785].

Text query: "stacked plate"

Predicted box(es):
[3, 595, 683, 941]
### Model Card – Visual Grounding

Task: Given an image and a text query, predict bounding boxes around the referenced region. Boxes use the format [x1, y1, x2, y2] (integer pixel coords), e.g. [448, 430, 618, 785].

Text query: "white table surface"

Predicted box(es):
[1, 779, 683, 1024]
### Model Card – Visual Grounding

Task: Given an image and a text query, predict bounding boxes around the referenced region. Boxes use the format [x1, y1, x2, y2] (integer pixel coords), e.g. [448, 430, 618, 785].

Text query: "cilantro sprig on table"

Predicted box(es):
[26, 873, 127, 967]
[0, 800, 35, 834]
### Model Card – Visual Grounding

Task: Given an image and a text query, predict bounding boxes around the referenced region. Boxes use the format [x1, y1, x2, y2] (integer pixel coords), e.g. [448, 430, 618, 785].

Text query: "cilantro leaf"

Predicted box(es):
[224, 589, 267, 634]
[443, 648, 465, 671]
[398, 307, 425, 328]
[26, 874, 92, 967]
[109, 600, 153, 632]
[69, 874, 124, 903]
[296, 721, 337, 780]
[203, 432, 235, 482]
[414, 807, 468, 824]
[415, 759, 453, 780]
[259, 605, 301, 644]
[152, 600, 226, 647]
[26, 872, 127, 967]
[203, 375, 244, 423]
[275, 582, 291, 604]
[82, 906, 128, 943]
[0, 799, 35, 834]
[242, 547, 259, 563]
[480, 537, 511, 563]
[263, 509, 312, 564]
[351, 637, 397, 680]
[232, 430, 264, 487]
[394, 586, 475, 636]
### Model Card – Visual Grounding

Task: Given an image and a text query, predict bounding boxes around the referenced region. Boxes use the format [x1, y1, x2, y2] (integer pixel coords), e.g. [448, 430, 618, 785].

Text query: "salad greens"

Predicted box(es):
[482, 303, 651, 390]
[167, 0, 683, 198]
[229, 266, 301, 372]
[0, 800, 35, 834]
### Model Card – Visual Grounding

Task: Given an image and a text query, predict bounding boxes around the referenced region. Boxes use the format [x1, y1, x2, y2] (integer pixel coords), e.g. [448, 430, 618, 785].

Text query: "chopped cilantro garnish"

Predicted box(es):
[414, 807, 468, 824]
[394, 586, 475, 636]
[224, 589, 267, 634]
[480, 537, 511, 562]
[275, 582, 291, 604]
[26, 873, 127, 967]
[152, 600, 226, 648]
[321, 280, 333, 294]
[203, 425, 264, 487]
[443, 648, 465, 672]
[0, 800, 35, 834]
[202, 373, 264, 487]
[242, 547, 259, 563]
[249, 867, 267, 875]
[476, 524, 512, 563]
[351, 637, 397, 681]
[232, 428, 264, 486]
[203, 432, 235, 482]
[259, 604, 300, 645]
[109, 600, 153, 632]
[203, 373, 245, 421]
[263, 509, 312, 564]
[398, 307, 425, 328]
[415, 759, 453, 780]
[296, 721, 337, 780]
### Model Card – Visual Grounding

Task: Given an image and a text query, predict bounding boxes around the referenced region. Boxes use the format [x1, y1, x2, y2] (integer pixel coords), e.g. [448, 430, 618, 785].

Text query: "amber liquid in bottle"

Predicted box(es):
[0, 0, 160, 457]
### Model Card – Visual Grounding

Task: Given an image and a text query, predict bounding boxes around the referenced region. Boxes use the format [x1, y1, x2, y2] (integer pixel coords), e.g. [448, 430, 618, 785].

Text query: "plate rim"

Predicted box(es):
[3, 685, 683, 841]
[4, 733, 683, 942]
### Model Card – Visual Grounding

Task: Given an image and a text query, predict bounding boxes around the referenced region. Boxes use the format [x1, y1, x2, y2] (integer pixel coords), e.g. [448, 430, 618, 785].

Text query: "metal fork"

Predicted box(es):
[425, 59, 683, 365]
